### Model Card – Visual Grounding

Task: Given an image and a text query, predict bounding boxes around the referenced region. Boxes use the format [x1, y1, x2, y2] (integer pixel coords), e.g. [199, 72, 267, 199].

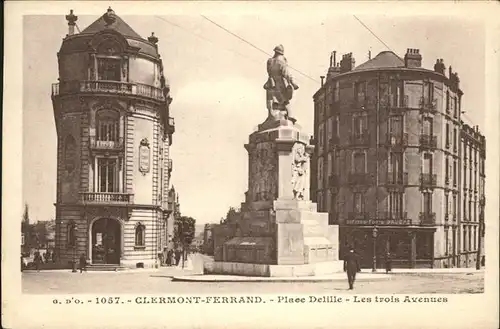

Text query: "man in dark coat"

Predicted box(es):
[344, 248, 361, 290]
[384, 252, 392, 273]
[79, 254, 87, 273]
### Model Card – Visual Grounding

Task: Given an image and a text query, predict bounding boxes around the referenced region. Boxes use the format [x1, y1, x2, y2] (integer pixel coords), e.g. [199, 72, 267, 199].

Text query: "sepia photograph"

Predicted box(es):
[3, 1, 499, 329]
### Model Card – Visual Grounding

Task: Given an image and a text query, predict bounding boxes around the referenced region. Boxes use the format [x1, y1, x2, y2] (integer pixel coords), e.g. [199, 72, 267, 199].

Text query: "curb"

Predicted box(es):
[171, 274, 391, 283]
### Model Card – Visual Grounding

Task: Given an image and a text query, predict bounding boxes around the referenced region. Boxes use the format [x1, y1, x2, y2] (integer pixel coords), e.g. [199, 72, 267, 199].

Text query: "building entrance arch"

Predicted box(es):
[90, 218, 121, 264]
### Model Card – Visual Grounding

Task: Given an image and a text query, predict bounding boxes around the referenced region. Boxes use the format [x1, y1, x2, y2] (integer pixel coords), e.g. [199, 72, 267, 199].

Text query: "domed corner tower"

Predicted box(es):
[52, 8, 175, 269]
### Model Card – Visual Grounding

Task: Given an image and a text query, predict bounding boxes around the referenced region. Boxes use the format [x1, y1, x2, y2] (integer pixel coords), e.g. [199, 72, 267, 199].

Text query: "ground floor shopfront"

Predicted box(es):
[339, 226, 437, 269]
[55, 205, 174, 268]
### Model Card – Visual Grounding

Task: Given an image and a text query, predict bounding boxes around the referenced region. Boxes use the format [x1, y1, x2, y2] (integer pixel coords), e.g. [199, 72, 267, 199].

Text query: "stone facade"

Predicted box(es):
[52, 8, 176, 268]
[311, 49, 486, 269]
[207, 119, 342, 276]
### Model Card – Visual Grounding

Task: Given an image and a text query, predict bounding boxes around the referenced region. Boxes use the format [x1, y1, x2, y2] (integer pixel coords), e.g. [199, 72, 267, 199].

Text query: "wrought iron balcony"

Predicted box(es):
[89, 137, 124, 151]
[386, 172, 409, 186]
[80, 192, 132, 204]
[348, 173, 371, 185]
[52, 80, 165, 102]
[349, 132, 370, 146]
[420, 173, 437, 187]
[419, 212, 436, 225]
[388, 95, 409, 109]
[166, 117, 175, 134]
[384, 133, 408, 149]
[419, 134, 437, 149]
[419, 97, 437, 113]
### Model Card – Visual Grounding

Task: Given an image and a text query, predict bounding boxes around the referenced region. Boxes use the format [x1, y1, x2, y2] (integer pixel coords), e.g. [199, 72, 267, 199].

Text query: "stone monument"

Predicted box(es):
[205, 45, 342, 277]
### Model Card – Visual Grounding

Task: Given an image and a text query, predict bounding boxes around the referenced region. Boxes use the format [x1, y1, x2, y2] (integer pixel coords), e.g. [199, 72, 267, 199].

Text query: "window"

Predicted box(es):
[453, 194, 457, 218]
[318, 124, 324, 153]
[445, 123, 450, 147]
[64, 135, 77, 173]
[333, 115, 339, 138]
[96, 110, 120, 142]
[334, 82, 340, 102]
[422, 117, 433, 136]
[353, 192, 364, 213]
[97, 58, 121, 81]
[453, 129, 457, 152]
[423, 192, 432, 214]
[445, 157, 449, 183]
[135, 223, 145, 247]
[352, 115, 366, 137]
[423, 153, 433, 174]
[389, 192, 403, 217]
[473, 227, 477, 250]
[355, 81, 366, 105]
[334, 151, 341, 176]
[453, 160, 457, 186]
[389, 115, 403, 137]
[445, 193, 449, 218]
[317, 157, 324, 189]
[326, 190, 332, 214]
[389, 152, 403, 183]
[327, 117, 333, 140]
[97, 158, 119, 192]
[327, 153, 333, 178]
[353, 152, 366, 174]
[463, 227, 467, 251]
[454, 97, 458, 118]
[423, 81, 434, 104]
[446, 90, 450, 113]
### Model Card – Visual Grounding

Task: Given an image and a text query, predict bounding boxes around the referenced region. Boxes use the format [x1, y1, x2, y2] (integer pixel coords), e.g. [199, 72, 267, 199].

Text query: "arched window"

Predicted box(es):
[64, 135, 77, 173]
[135, 223, 145, 247]
[96, 109, 120, 142]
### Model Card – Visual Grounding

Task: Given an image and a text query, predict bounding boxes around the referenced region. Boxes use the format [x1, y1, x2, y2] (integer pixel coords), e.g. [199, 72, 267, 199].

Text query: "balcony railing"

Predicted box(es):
[419, 97, 437, 113]
[89, 137, 124, 151]
[80, 192, 132, 204]
[420, 173, 437, 187]
[377, 211, 409, 221]
[386, 172, 409, 186]
[348, 173, 371, 185]
[419, 134, 437, 149]
[349, 132, 370, 146]
[388, 95, 409, 109]
[419, 212, 436, 225]
[384, 133, 408, 149]
[52, 80, 165, 102]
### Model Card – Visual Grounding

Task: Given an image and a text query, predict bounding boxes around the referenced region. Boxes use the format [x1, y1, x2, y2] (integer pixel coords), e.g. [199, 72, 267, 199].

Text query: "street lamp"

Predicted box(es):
[71, 223, 78, 273]
[372, 226, 378, 272]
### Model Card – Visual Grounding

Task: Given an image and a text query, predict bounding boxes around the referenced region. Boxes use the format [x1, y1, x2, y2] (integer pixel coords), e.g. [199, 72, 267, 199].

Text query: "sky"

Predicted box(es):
[23, 11, 486, 225]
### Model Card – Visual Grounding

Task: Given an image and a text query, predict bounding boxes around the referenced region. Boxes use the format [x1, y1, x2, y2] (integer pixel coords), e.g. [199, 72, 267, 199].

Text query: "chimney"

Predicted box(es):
[404, 48, 422, 68]
[65, 9, 78, 36]
[326, 50, 341, 80]
[340, 52, 355, 73]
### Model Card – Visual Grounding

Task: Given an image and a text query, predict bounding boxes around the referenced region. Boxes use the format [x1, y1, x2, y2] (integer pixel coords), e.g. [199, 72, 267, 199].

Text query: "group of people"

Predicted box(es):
[21, 249, 57, 271]
[160, 248, 183, 267]
[343, 247, 393, 290]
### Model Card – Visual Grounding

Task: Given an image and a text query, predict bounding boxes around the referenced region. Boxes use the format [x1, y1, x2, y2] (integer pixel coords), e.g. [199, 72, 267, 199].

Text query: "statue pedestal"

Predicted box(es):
[206, 119, 342, 277]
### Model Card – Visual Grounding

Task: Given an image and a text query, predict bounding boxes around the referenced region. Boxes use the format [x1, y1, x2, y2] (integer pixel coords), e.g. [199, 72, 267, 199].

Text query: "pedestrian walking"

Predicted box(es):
[79, 254, 87, 273]
[166, 249, 173, 266]
[384, 252, 392, 273]
[175, 250, 181, 266]
[344, 247, 361, 290]
[34, 251, 42, 272]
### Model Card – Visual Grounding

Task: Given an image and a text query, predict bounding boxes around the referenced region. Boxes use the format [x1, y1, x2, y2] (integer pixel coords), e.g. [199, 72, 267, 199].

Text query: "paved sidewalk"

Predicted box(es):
[365, 268, 484, 274]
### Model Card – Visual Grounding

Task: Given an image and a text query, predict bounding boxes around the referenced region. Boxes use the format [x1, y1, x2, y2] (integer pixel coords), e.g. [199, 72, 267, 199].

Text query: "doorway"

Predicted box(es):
[91, 218, 121, 264]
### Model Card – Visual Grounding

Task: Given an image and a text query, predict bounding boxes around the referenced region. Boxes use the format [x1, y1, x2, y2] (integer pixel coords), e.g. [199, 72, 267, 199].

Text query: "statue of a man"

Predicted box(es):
[264, 45, 299, 123]
[291, 143, 308, 200]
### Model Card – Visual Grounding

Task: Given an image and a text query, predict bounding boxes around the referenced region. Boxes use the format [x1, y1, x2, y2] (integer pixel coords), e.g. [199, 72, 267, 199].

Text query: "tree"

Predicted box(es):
[174, 216, 196, 268]
[21, 204, 33, 254]
[221, 206, 241, 224]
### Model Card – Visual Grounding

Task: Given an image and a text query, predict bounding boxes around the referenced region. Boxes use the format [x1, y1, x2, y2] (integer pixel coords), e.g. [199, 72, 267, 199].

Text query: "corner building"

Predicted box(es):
[311, 49, 485, 268]
[52, 8, 176, 268]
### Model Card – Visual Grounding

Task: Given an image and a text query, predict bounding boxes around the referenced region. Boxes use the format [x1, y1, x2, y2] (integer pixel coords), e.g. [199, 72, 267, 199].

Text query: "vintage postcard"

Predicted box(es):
[3, 1, 499, 328]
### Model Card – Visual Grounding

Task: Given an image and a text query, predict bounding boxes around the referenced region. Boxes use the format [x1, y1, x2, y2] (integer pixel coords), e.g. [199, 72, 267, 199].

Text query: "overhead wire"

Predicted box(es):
[200, 15, 320, 84]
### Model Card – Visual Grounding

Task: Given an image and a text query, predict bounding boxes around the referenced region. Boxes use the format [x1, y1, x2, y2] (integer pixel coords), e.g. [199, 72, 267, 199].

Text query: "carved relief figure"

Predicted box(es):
[264, 45, 299, 123]
[251, 142, 277, 201]
[291, 143, 309, 200]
